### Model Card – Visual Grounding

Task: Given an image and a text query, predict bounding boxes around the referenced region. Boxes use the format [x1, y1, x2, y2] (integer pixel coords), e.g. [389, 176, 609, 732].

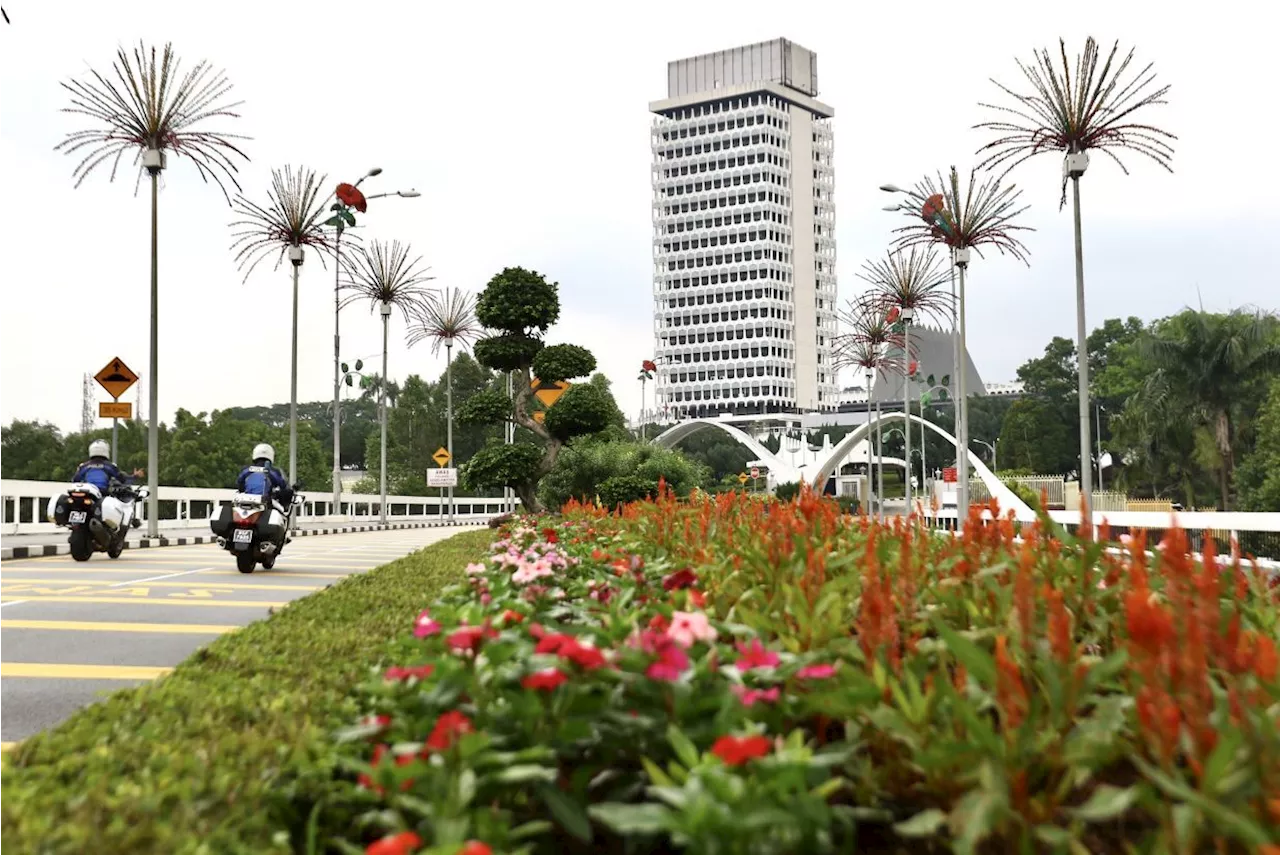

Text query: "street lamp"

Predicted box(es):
[972, 438, 998, 472]
[329, 171, 420, 519]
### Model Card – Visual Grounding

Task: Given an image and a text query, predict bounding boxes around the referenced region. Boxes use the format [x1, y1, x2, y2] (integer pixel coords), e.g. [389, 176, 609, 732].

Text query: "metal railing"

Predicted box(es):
[1, 479, 520, 537]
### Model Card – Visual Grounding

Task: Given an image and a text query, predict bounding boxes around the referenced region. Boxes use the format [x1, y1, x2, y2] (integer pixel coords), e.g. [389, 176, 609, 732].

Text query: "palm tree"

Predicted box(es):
[1141, 309, 1280, 510]
[357, 374, 401, 408]
[976, 36, 1175, 509]
[407, 287, 481, 523]
[57, 41, 249, 537]
[835, 294, 909, 521]
[858, 248, 952, 512]
[340, 240, 434, 524]
[230, 166, 334, 484]
[889, 167, 1031, 528]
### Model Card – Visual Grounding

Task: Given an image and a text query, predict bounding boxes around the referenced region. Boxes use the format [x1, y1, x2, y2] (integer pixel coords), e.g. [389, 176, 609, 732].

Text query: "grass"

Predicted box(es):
[0, 529, 491, 855]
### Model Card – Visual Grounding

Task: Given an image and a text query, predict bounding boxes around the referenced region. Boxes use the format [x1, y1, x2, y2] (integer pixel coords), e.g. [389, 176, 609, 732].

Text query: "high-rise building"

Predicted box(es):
[650, 38, 837, 421]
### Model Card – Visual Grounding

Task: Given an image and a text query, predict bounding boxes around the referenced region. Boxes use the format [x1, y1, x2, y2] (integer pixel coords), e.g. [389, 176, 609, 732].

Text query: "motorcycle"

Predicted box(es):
[47, 482, 149, 562]
[211, 486, 303, 574]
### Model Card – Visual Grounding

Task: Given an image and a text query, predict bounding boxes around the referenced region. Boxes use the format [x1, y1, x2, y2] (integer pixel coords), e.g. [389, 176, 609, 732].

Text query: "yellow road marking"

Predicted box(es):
[0, 596, 289, 607]
[1, 579, 319, 591]
[1, 619, 238, 634]
[1, 663, 173, 679]
[1, 567, 347, 579]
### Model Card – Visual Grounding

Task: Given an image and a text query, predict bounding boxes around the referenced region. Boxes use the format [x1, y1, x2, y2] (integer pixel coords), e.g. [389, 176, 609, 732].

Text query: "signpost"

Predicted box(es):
[94, 357, 138, 461]
[432, 447, 454, 517]
[738, 472, 749, 487]
[530, 378, 571, 424]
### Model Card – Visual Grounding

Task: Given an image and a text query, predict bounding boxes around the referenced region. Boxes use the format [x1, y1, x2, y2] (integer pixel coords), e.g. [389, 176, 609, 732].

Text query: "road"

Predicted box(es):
[0, 527, 467, 748]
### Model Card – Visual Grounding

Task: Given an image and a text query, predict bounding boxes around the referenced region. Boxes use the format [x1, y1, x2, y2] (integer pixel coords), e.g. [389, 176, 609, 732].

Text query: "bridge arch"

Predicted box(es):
[650, 419, 802, 484]
[809, 411, 1034, 519]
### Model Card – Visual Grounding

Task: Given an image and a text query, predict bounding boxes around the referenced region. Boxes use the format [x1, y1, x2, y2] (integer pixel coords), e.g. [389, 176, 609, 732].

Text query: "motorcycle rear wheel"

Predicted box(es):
[69, 528, 93, 562]
[235, 552, 257, 574]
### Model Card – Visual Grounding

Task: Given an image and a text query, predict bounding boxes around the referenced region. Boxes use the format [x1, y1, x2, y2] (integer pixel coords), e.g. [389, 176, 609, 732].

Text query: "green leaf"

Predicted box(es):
[537, 783, 593, 843]
[893, 808, 947, 838]
[640, 756, 675, 787]
[355, 359, 363, 370]
[1033, 825, 1072, 846]
[323, 215, 344, 228]
[456, 768, 476, 807]
[341, 210, 357, 227]
[340, 362, 349, 373]
[934, 621, 997, 690]
[344, 375, 354, 387]
[587, 802, 671, 836]
[330, 203, 342, 211]
[666, 725, 700, 769]
[494, 765, 556, 784]
[1069, 784, 1138, 822]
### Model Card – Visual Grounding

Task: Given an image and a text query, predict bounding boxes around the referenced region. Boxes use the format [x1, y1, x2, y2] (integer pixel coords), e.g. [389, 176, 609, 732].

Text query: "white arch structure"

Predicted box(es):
[652, 413, 1034, 520]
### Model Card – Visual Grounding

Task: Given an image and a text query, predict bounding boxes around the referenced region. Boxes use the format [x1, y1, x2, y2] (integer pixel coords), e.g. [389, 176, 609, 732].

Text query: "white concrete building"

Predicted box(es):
[650, 38, 837, 420]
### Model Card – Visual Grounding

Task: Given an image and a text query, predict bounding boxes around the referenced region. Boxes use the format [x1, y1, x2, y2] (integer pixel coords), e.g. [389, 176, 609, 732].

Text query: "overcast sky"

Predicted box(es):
[1, 0, 1276, 436]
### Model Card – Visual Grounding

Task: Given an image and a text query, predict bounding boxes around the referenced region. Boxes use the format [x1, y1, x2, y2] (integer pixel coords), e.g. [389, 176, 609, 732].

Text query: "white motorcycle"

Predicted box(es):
[47, 483, 149, 562]
[211, 488, 303, 573]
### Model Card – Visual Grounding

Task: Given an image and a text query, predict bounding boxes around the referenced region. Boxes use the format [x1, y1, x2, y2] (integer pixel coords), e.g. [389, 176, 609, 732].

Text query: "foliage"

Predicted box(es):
[0, 530, 493, 854]
[297, 496, 1280, 854]
[1233, 377, 1280, 512]
[465, 267, 604, 512]
[597, 474, 659, 509]
[538, 440, 709, 510]
[56, 40, 249, 200]
[774, 481, 802, 502]
[230, 165, 335, 278]
[462, 442, 546, 494]
[165, 408, 329, 490]
[976, 37, 1176, 207]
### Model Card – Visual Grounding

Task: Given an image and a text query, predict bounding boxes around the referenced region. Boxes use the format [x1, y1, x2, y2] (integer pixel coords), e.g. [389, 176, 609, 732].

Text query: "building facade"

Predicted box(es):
[650, 38, 837, 421]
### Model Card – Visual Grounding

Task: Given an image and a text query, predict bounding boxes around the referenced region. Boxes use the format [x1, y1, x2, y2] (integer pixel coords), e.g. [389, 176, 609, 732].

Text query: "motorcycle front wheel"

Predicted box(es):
[69, 528, 93, 562]
[235, 552, 256, 574]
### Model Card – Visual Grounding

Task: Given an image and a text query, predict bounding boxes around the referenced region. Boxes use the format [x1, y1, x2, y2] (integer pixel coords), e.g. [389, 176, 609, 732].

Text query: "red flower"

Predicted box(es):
[366, 831, 422, 855]
[921, 193, 946, 219]
[648, 613, 670, 632]
[645, 640, 689, 682]
[642, 359, 658, 373]
[502, 609, 525, 624]
[908, 360, 919, 376]
[384, 664, 435, 682]
[425, 711, 474, 752]
[662, 568, 699, 591]
[535, 633, 577, 655]
[885, 306, 900, 324]
[542, 528, 559, 543]
[591, 548, 608, 561]
[688, 589, 707, 608]
[733, 685, 780, 706]
[522, 668, 569, 691]
[535, 632, 607, 670]
[413, 610, 441, 638]
[711, 734, 771, 766]
[336, 182, 368, 213]
[458, 843, 492, 855]
[447, 624, 497, 654]
[358, 744, 417, 794]
[735, 638, 780, 672]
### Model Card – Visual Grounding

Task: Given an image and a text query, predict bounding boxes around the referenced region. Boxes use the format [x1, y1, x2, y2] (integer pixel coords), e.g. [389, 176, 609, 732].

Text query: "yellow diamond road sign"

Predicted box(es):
[432, 447, 451, 467]
[738, 473, 749, 485]
[95, 357, 138, 401]
[531, 378, 571, 409]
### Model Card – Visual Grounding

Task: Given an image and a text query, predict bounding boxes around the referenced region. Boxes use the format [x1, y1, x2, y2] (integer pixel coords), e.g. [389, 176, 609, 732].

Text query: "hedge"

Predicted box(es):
[0, 529, 492, 855]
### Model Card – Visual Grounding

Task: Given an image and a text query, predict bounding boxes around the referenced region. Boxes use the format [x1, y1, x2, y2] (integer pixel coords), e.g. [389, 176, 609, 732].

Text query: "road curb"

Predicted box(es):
[0, 519, 493, 561]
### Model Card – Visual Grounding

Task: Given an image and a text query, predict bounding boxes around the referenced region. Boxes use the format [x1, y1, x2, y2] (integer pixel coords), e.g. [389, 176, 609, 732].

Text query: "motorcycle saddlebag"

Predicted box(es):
[210, 504, 234, 537]
[52, 494, 71, 527]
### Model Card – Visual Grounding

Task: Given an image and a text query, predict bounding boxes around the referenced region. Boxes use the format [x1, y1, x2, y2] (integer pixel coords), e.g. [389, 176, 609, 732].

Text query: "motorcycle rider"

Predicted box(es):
[237, 443, 295, 510]
[71, 439, 145, 528]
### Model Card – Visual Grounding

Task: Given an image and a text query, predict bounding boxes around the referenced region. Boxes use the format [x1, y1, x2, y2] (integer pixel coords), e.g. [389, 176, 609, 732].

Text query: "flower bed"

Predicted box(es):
[308, 487, 1280, 855]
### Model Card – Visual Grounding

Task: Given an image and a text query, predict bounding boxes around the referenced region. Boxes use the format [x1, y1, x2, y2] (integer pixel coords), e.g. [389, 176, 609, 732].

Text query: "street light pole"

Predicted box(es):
[1095, 401, 1105, 492]
[901, 307, 914, 515]
[1067, 152, 1094, 511]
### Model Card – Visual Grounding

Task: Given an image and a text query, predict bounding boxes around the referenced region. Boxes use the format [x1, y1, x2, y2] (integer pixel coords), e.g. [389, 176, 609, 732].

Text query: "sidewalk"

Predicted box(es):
[1, 519, 494, 560]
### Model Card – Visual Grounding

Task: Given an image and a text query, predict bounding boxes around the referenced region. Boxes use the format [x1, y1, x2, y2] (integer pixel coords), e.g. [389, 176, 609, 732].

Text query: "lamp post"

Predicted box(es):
[1095, 401, 1106, 492]
[972, 438, 997, 473]
[864, 368, 875, 512]
[328, 170, 420, 519]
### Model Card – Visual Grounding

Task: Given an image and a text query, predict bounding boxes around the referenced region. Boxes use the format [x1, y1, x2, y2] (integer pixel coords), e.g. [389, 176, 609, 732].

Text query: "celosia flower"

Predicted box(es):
[542, 528, 559, 543]
[662, 568, 699, 591]
[668, 610, 717, 648]
[711, 734, 771, 766]
[413, 610, 441, 638]
[733, 685, 780, 706]
[797, 664, 837, 680]
[383, 664, 434, 682]
[425, 711, 473, 752]
[522, 668, 569, 691]
[735, 638, 780, 672]
[365, 831, 422, 855]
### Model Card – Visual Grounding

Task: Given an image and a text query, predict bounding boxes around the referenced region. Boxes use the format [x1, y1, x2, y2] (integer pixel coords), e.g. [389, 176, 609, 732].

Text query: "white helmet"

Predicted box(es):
[88, 439, 110, 459]
[252, 443, 275, 463]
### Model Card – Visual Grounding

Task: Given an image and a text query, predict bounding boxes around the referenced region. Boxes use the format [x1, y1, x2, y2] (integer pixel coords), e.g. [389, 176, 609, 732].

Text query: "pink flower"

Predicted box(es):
[667, 611, 717, 649]
[646, 642, 689, 682]
[797, 664, 837, 680]
[733, 685, 780, 706]
[735, 639, 780, 672]
[465, 562, 488, 576]
[384, 664, 435, 682]
[512, 558, 555, 585]
[413, 610, 441, 638]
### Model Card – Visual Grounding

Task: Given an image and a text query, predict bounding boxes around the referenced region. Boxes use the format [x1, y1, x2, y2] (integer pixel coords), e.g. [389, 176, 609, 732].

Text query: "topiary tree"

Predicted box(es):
[459, 267, 612, 512]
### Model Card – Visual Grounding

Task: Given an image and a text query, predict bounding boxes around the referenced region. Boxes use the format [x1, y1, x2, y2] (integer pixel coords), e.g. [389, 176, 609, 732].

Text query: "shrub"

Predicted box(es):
[774, 480, 802, 501]
[538, 439, 707, 510]
[597, 474, 656, 509]
[0, 530, 492, 855]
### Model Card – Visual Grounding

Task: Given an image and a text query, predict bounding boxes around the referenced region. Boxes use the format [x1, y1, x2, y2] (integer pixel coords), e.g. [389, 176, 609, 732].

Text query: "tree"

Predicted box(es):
[997, 399, 1075, 474]
[459, 267, 610, 511]
[58, 41, 249, 536]
[539, 440, 708, 511]
[1142, 308, 1280, 509]
[2, 421, 67, 480]
[1237, 377, 1280, 512]
[163, 409, 327, 491]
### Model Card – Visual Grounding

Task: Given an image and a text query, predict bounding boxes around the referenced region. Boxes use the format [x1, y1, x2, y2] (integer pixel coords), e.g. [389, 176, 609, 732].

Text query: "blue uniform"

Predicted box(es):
[72, 457, 132, 493]
[237, 459, 292, 504]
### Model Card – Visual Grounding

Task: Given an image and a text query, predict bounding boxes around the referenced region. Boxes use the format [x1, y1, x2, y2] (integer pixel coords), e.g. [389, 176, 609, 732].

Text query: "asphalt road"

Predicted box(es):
[0, 527, 467, 748]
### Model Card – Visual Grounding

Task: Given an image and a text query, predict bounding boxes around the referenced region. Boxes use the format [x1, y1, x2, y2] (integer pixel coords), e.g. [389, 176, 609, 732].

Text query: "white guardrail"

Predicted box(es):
[1, 479, 520, 537]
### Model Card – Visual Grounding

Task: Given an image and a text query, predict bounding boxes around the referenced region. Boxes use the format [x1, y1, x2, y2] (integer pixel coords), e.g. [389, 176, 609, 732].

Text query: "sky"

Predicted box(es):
[1, 0, 1277, 436]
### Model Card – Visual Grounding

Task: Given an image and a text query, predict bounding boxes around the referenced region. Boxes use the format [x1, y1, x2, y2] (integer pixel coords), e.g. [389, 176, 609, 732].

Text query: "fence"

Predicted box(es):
[0, 480, 520, 537]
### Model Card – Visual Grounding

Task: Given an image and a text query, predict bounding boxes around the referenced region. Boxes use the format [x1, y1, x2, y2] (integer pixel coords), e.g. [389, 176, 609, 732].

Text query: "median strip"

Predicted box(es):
[1, 663, 173, 680]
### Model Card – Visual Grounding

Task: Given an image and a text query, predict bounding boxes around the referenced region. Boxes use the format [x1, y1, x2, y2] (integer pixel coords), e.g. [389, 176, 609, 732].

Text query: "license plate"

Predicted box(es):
[232, 529, 254, 543]
[69, 511, 87, 524]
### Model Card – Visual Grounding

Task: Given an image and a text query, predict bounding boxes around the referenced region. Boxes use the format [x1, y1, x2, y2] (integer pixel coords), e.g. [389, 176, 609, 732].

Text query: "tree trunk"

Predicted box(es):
[515, 481, 541, 514]
[1214, 409, 1234, 511]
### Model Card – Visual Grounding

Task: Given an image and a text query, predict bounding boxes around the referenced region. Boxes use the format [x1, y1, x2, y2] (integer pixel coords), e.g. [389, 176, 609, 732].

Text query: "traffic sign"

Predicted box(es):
[432, 447, 451, 467]
[750, 466, 760, 480]
[531, 378, 571, 409]
[532, 411, 546, 424]
[942, 467, 957, 483]
[427, 468, 458, 488]
[738, 473, 749, 485]
[99, 402, 132, 419]
[95, 357, 138, 401]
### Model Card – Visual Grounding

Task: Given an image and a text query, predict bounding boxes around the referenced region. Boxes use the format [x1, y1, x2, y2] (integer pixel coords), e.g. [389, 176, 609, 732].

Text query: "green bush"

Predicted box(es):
[0, 530, 492, 855]
[538, 440, 707, 510]
[598, 474, 657, 509]
[774, 481, 801, 501]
